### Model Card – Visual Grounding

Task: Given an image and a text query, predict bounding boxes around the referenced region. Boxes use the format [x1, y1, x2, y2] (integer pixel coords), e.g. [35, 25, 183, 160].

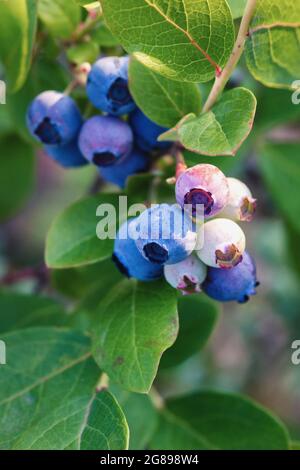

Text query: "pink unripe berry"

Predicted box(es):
[176, 164, 229, 219]
[219, 178, 257, 222]
[164, 255, 207, 295]
[196, 218, 246, 269]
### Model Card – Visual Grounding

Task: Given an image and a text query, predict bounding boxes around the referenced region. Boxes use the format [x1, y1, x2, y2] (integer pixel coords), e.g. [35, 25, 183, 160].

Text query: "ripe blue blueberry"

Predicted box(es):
[176, 164, 229, 219]
[26, 91, 82, 145]
[131, 204, 197, 266]
[202, 251, 259, 303]
[113, 219, 163, 281]
[100, 148, 149, 188]
[197, 218, 246, 269]
[129, 109, 171, 152]
[164, 254, 207, 295]
[87, 56, 136, 116]
[44, 140, 87, 168]
[78, 115, 133, 167]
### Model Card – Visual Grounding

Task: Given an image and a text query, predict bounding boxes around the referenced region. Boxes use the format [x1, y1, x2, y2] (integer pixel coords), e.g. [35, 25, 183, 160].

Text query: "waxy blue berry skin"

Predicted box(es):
[132, 204, 197, 266]
[45, 140, 87, 168]
[87, 56, 136, 116]
[26, 91, 82, 145]
[79, 115, 133, 167]
[202, 251, 259, 303]
[129, 109, 171, 152]
[113, 219, 163, 281]
[100, 148, 149, 188]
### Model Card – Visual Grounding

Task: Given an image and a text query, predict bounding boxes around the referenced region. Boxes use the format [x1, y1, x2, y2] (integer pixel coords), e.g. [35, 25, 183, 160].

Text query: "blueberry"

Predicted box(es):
[112, 219, 163, 281]
[176, 164, 229, 219]
[100, 148, 149, 188]
[26, 91, 82, 145]
[78, 115, 133, 167]
[44, 139, 87, 168]
[129, 109, 171, 152]
[164, 254, 207, 295]
[218, 177, 257, 222]
[87, 56, 136, 116]
[132, 204, 197, 266]
[203, 251, 259, 303]
[197, 218, 246, 269]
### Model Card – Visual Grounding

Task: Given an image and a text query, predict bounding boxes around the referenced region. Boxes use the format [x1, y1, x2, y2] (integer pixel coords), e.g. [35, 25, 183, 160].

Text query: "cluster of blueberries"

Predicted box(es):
[26, 56, 169, 187]
[114, 168, 259, 304]
[26, 55, 259, 303]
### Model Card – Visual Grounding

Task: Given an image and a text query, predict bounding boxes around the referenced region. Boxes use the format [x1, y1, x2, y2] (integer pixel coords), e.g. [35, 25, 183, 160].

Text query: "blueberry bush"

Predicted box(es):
[0, 0, 299, 451]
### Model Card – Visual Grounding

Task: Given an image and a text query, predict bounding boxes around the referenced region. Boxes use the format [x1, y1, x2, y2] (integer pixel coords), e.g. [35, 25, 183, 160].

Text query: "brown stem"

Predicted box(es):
[202, 0, 258, 113]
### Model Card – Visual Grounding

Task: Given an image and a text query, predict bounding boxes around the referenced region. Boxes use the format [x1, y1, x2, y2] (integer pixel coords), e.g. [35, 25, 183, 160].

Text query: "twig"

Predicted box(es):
[63, 79, 79, 96]
[202, 0, 258, 113]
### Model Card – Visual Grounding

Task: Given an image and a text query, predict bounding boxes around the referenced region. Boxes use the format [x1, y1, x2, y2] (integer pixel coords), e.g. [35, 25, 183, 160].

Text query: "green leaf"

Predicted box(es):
[0, 0, 37, 93]
[92, 279, 179, 393]
[227, 0, 247, 19]
[45, 193, 123, 269]
[160, 88, 257, 156]
[260, 143, 300, 232]
[183, 132, 252, 175]
[128, 57, 202, 128]
[51, 258, 122, 301]
[101, 0, 235, 83]
[91, 21, 119, 47]
[0, 292, 66, 334]
[111, 386, 158, 450]
[52, 260, 124, 332]
[245, 0, 300, 90]
[0, 328, 129, 450]
[160, 295, 219, 369]
[77, 392, 128, 450]
[38, 0, 81, 40]
[67, 41, 99, 65]
[0, 135, 35, 221]
[150, 391, 289, 450]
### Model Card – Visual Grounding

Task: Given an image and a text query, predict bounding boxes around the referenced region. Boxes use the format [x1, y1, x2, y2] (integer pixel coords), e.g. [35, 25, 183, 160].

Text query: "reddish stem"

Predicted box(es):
[173, 146, 187, 180]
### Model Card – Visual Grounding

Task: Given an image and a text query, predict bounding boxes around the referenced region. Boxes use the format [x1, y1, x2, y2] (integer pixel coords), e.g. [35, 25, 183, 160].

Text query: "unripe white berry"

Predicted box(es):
[74, 62, 92, 86]
[196, 218, 246, 269]
[219, 177, 257, 222]
[164, 254, 207, 295]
